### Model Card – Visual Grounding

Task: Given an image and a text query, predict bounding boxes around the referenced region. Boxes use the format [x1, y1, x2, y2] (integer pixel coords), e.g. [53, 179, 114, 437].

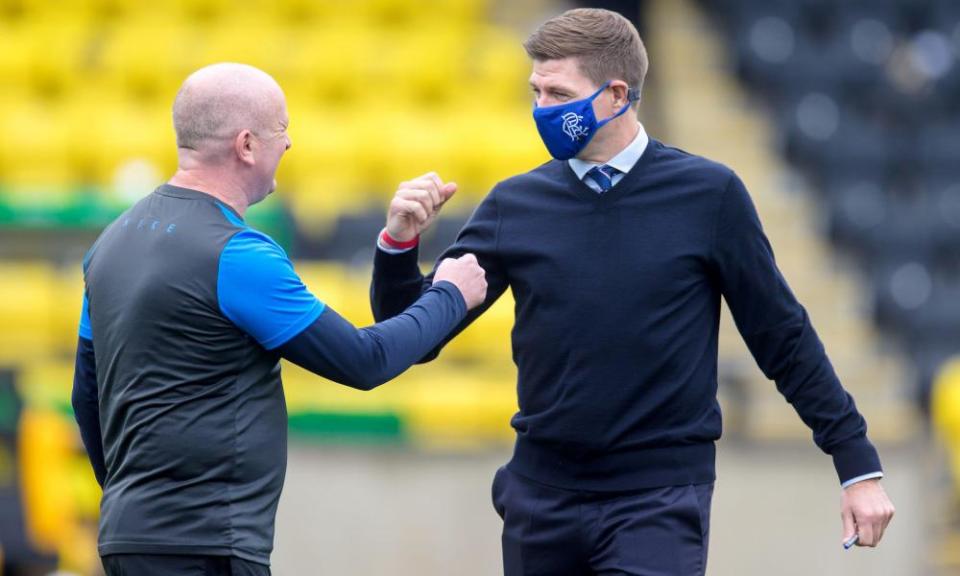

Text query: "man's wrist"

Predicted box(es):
[380, 228, 419, 250]
[841, 471, 884, 489]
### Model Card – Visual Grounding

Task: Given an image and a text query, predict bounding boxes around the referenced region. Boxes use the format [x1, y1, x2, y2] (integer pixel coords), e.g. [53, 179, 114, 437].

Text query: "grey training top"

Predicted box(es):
[83, 185, 318, 564]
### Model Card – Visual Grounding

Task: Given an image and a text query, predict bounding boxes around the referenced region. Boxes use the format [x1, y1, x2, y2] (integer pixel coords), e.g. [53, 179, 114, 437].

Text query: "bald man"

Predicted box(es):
[71, 63, 487, 576]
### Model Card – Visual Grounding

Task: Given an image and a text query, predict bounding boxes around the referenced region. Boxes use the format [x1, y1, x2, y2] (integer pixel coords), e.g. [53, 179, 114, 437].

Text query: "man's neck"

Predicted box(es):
[168, 167, 250, 217]
[577, 117, 640, 164]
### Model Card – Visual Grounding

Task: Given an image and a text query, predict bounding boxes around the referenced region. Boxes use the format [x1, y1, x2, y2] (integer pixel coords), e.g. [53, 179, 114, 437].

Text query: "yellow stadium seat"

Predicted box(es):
[0, 99, 75, 188]
[440, 287, 515, 364]
[296, 262, 375, 325]
[17, 409, 79, 555]
[279, 107, 372, 225]
[0, 262, 57, 363]
[0, 22, 33, 92]
[933, 357, 960, 494]
[286, 26, 378, 106]
[86, 97, 176, 191]
[23, 21, 91, 99]
[374, 110, 460, 201]
[0, 0, 543, 234]
[402, 369, 517, 449]
[249, 0, 341, 26]
[469, 26, 532, 106]
[195, 18, 288, 75]
[449, 109, 548, 200]
[97, 19, 195, 102]
[378, 31, 467, 107]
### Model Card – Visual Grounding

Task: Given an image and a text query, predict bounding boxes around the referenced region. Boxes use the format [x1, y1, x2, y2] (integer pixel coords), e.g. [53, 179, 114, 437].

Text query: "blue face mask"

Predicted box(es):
[532, 81, 641, 161]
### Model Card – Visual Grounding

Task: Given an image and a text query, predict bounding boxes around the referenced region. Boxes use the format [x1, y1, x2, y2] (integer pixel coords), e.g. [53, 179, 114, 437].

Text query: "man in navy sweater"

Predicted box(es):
[371, 8, 895, 576]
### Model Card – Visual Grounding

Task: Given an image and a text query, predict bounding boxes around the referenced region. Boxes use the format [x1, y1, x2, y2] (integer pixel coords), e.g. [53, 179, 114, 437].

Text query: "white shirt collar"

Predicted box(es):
[568, 123, 649, 180]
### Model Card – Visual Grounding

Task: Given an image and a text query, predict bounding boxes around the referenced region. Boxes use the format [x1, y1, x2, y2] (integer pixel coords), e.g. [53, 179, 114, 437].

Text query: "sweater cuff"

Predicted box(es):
[830, 436, 883, 486]
[373, 240, 422, 278]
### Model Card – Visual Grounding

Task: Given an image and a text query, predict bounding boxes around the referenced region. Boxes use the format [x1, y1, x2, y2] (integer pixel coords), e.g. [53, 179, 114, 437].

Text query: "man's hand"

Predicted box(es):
[386, 172, 457, 242]
[434, 254, 487, 310]
[841, 479, 895, 548]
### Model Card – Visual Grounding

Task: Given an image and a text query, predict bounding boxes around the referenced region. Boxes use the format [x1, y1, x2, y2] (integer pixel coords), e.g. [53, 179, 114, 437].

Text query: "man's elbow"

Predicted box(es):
[331, 361, 392, 392]
[355, 378, 385, 392]
[416, 348, 441, 364]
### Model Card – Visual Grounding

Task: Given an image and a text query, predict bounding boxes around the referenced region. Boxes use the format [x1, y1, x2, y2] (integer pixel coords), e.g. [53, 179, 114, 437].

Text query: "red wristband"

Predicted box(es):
[380, 229, 419, 249]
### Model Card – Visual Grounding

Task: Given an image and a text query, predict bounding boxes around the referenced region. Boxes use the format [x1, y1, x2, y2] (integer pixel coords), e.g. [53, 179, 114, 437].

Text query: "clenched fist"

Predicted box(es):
[386, 172, 457, 242]
[840, 478, 895, 548]
[434, 254, 487, 310]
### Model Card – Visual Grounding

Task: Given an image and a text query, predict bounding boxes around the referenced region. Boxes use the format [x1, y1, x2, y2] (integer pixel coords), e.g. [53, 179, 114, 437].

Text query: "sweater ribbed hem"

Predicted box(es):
[508, 439, 716, 492]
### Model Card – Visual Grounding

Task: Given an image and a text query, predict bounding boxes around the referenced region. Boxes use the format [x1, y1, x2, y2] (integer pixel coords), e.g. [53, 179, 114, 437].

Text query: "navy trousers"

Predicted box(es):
[492, 466, 713, 576]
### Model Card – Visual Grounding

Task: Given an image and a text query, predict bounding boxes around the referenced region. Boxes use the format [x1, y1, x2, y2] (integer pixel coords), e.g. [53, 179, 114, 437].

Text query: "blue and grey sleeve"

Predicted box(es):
[218, 229, 326, 350]
[72, 295, 106, 487]
[218, 229, 468, 390]
[711, 173, 883, 487]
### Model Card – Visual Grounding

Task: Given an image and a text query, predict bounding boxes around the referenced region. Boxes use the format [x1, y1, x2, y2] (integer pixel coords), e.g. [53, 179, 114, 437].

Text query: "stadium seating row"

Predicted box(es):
[0, 0, 544, 229]
[0, 22, 529, 106]
[0, 103, 546, 222]
[700, 0, 960, 399]
[1, 0, 490, 26]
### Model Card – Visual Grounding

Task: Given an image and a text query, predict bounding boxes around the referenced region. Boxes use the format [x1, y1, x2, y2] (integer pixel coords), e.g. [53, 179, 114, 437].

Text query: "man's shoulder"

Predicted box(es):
[221, 227, 287, 261]
[651, 140, 736, 187]
[492, 159, 568, 195]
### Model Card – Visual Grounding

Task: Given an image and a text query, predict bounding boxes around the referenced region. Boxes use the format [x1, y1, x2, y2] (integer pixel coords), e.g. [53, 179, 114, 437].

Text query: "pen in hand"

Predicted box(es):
[843, 534, 859, 550]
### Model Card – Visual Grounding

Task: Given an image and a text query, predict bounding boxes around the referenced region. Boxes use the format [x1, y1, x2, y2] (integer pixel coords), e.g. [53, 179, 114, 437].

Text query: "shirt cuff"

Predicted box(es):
[841, 471, 884, 489]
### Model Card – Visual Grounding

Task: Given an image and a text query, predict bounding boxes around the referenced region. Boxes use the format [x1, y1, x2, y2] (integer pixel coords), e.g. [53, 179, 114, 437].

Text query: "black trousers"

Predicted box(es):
[101, 554, 270, 576]
[493, 466, 714, 576]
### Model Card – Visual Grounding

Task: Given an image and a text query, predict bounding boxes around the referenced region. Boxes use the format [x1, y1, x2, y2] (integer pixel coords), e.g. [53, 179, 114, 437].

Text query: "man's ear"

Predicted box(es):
[235, 130, 256, 166]
[609, 80, 630, 108]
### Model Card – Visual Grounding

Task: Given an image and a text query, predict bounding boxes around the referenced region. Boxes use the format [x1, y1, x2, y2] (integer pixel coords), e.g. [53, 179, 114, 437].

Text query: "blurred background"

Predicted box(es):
[0, 0, 958, 574]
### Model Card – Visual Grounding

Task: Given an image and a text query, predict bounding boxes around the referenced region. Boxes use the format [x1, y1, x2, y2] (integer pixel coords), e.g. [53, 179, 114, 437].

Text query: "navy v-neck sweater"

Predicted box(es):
[371, 139, 881, 492]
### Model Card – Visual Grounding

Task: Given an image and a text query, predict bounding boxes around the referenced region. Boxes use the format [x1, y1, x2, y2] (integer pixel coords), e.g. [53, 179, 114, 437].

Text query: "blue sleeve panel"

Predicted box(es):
[72, 336, 106, 487]
[79, 293, 93, 339]
[218, 229, 326, 350]
[278, 281, 467, 391]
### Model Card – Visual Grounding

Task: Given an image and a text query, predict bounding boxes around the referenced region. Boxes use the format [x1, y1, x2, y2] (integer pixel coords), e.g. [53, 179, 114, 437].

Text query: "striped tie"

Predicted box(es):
[585, 165, 618, 193]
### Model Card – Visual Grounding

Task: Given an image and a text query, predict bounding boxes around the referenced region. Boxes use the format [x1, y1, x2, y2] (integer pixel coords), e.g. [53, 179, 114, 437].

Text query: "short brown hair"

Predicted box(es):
[524, 8, 648, 95]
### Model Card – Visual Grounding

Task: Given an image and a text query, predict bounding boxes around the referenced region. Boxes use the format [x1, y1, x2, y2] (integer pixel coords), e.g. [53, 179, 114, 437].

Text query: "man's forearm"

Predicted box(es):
[370, 243, 431, 322]
[281, 281, 467, 390]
